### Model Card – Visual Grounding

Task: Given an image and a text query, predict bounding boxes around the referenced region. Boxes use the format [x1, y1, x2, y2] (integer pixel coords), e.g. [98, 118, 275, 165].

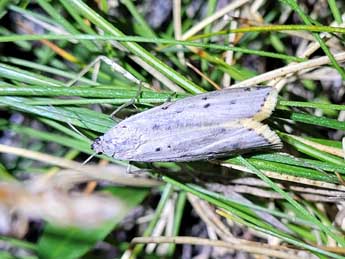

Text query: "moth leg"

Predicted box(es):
[110, 83, 143, 118]
[126, 162, 133, 174]
[66, 55, 150, 87]
[165, 91, 177, 103]
[126, 161, 151, 175]
[66, 56, 104, 86]
[156, 92, 177, 111]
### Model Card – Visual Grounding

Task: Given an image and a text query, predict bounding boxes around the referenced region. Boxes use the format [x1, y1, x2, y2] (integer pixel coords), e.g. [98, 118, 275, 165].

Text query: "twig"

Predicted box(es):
[186, 62, 221, 90]
[173, 0, 185, 64]
[230, 51, 345, 89]
[182, 0, 250, 40]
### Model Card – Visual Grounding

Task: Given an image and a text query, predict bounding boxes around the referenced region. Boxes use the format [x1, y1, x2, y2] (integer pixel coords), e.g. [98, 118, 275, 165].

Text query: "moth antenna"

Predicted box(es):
[67, 122, 91, 142]
[66, 122, 97, 166]
[82, 152, 98, 166]
[46, 104, 91, 142]
[66, 56, 102, 86]
[126, 162, 153, 175]
[67, 55, 152, 88]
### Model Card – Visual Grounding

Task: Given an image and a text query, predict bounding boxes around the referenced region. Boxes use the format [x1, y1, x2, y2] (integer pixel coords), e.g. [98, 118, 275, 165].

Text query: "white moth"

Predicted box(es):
[92, 86, 282, 162]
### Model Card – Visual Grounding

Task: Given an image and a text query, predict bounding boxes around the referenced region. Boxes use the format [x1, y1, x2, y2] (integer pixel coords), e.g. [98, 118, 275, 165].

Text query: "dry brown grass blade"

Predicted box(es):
[131, 236, 313, 259]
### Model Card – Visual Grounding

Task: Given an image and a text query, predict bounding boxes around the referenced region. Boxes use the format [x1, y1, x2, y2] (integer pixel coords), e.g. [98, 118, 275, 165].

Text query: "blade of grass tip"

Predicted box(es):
[236, 155, 345, 246]
[67, 0, 204, 94]
[130, 183, 173, 258]
[281, 0, 345, 79]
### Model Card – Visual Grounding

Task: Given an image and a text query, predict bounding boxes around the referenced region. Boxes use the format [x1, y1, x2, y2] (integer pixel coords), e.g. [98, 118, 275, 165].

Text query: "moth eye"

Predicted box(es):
[97, 152, 102, 155]
[91, 140, 98, 150]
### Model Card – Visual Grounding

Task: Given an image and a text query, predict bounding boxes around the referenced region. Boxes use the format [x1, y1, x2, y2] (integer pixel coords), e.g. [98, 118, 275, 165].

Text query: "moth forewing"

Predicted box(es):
[92, 86, 282, 162]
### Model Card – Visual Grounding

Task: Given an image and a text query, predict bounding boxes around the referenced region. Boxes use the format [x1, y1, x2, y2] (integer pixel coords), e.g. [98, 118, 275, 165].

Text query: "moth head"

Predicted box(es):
[91, 137, 104, 155]
[91, 127, 140, 160]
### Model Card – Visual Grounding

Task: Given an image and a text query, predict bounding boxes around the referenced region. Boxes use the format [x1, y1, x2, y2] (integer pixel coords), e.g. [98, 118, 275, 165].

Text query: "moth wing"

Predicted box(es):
[120, 119, 281, 162]
[123, 86, 277, 130]
[103, 86, 280, 162]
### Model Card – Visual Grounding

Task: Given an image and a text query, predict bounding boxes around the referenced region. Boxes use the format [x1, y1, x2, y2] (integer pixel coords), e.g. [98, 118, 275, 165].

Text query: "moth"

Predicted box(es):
[92, 86, 282, 162]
